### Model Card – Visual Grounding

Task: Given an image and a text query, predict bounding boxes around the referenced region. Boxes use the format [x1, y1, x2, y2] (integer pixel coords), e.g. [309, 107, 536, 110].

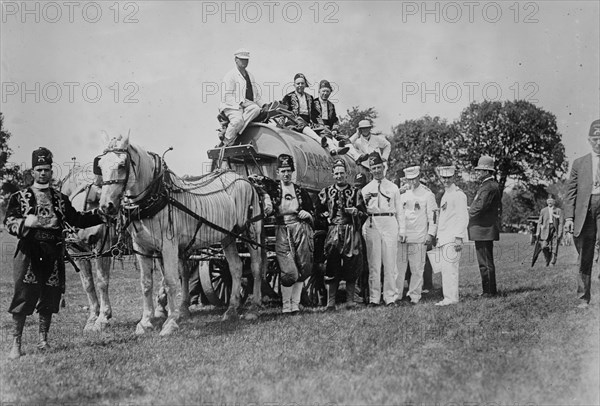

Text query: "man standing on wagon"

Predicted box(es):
[259, 154, 314, 314]
[316, 159, 367, 310]
[218, 48, 262, 147]
[4, 148, 105, 360]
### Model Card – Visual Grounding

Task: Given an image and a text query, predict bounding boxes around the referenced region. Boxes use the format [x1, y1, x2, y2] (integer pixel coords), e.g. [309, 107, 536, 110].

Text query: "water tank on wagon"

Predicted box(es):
[197, 123, 363, 307]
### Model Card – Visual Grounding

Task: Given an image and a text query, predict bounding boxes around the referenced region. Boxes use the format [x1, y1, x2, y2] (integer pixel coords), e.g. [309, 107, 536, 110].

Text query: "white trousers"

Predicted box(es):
[438, 243, 461, 303]
[364, 219, 398, 304]
[223, 102, 261, 141]
[281, 281, 303, 313]
[397, 242, 427, 302]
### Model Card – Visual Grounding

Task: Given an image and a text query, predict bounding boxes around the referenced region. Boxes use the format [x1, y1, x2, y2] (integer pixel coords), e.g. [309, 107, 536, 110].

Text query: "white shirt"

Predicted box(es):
[319, 98, 329, 120]
[398, 184, 438, 243]
[436, 184, 469, 246]
[351, 133, 391, 161]
[279, 182, 299, 215]
[296, 92, 309, 115]
[592, 154, 600, 195]
[361, 178, 402, 226]
[219, 68, 261, 111]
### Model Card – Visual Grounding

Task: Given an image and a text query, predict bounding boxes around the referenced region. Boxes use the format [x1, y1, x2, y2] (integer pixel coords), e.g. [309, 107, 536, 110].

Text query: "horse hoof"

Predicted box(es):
[154, 309, 167, 319]
[83, 316, 99, 332]
[179, 307, 191, 320]
[135, 320, 153, 335]
[94, 319, 109, 332]
[159, 319, 179, 336]
[222, 310, 239, 322]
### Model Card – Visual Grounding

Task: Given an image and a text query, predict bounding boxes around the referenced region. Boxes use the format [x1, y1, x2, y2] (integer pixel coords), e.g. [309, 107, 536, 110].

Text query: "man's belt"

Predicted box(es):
[30, 229, 62, 242]
[368, 213, 395, 217]
[275, 214, 300, 225]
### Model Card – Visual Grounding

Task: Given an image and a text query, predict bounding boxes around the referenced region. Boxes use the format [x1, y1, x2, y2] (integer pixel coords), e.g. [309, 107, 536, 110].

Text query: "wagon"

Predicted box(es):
[191, 122, 361, 308]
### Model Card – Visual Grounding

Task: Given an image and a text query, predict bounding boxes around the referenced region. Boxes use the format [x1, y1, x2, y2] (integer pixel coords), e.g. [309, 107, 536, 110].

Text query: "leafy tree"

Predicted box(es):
[454, 100, 567, 195]
[0, 113, 27, 216]
[501, 183, 547, 226]
[337, 106, 379, 137]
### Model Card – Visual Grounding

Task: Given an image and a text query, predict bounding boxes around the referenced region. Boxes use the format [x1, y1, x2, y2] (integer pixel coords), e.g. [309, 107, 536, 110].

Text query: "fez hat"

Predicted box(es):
[332, 158, 346, 170]
[354, 173, 368, 188]
[32, 147, 53, 168]
[234, 48, 250, 59]
[368, 152, 384, 168]
[589, 119, 600, 137]
[358, 120, 373, 129]
[277, 154, 295, 171]
[474, 155, 495, 172]
[436, 165, 456, 177]
[294, 73, 309, 87]
[404, 165, 421, 180]
[319, 80, 332, 90]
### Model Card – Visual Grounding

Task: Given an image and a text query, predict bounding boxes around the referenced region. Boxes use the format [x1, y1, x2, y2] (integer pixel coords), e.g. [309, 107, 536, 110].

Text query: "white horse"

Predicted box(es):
[95, 133, 264, 335]
[60, 166, 114, 332]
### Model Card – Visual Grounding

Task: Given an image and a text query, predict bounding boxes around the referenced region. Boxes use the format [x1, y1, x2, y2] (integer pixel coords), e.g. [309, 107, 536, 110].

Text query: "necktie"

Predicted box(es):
[595, 156, 600, 188]
[377, 180, 382, 210]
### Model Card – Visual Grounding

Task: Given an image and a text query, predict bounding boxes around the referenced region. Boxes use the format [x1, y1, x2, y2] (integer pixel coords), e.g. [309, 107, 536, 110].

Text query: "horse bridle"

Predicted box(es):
[94, 147, 132, 187]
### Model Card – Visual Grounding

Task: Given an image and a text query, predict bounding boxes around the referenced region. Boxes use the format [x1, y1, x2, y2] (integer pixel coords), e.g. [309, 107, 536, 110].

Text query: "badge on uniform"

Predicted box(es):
[415, 202, 420, 211]
[441, 202, 447, 211]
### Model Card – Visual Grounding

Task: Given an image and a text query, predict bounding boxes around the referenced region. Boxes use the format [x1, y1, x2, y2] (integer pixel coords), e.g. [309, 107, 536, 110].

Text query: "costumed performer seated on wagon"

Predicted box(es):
[316, 159, 367, 310]
[311, 79, 352, 157]
[281, 73, 348, 156]
[4, 148, 105, 360]
[252, 154, 314, 314]
[218, 48, 262, 147]
[346, 120, 391, 169]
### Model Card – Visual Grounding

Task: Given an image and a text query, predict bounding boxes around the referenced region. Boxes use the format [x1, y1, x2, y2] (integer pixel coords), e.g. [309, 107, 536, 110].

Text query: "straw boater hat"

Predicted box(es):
[436, 165, 456, 177]
[234, 48, 250, 59]
[404, 165, 421, 180]
[474, 155, 495, 172]
[358, 120, 373, 129]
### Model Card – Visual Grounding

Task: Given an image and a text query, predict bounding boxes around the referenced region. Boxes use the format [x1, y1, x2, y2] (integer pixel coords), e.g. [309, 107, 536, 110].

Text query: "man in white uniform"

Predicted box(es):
[219, 48, 262, 146]
[433, 165, 468, 306]
[361, 152, 402, 306]
[397, 165, 438, 304]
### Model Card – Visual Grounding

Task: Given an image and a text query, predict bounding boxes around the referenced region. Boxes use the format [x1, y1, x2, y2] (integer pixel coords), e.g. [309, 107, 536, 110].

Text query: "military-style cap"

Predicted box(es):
[277, 154, 295, 171]
[368, 152, 384, 168]
[32, 147, 53, 168]
[319, 80, 332, 90]
[589, 119, 600, 137]
[358, 120, 373, 129]
[234, 48, 250, 59]
[354, 173, 368, 188]
[436, 165, 456, 177]
[474, 155, 495, 172]
[404, 165, 421, 180]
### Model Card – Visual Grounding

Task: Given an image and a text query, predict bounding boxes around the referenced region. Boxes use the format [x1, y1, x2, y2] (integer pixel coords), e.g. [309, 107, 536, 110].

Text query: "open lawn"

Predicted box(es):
[0, 231, 598, 405]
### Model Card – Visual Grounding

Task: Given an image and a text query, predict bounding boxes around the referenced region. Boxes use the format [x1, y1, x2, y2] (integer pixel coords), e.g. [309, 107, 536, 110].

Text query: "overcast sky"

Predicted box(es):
[1, 0, 599, 177]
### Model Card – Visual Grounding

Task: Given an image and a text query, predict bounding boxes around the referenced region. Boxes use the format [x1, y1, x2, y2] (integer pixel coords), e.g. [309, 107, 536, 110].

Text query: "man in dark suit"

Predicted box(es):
[564, 119, 600, 309]
[468, 155, 502, 297]
[536, 196, 564, 266]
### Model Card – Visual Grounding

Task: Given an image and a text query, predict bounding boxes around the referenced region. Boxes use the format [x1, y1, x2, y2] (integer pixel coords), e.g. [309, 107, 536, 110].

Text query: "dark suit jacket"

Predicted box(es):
[468, 177, 501, 241]
[312, 98, 339, 131]
[565, 153, 594, 237]
[537, 206, 564, 240]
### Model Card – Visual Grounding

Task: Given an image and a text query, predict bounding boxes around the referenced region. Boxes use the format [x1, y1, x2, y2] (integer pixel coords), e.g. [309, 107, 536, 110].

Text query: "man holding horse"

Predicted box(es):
[4, 147, 105, 360]
[259, 154, 314, 314]
[316, 159, 367, 310]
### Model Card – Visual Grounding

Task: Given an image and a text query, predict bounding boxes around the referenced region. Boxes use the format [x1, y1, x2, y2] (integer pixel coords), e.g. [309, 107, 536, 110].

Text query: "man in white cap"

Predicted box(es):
[433, 164, 468, 306]
[397, 165, 438, 304]
[219, 48, 262, 146]
[564, 118, 600, 308]
[361, 152, 402, 306]
[468, 155, 501, 297]
[536, 196, 564, 266]
[349, 120, 391, 167]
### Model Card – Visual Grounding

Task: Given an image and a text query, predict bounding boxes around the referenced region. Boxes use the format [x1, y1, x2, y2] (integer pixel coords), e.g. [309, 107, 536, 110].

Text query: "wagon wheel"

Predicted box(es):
[198, 259, 249, 307]
[261, 257, 281, 300]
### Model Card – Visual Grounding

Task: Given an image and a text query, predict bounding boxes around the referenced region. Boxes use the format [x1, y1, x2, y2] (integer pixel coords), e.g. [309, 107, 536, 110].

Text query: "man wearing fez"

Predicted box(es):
[316, 159, 367, 310]
[434, 165, 469, 306]
[259, 154, 314, 314]
[397, 165, 438, 305]
[565, 119, 600, 309]
[468, 155, 502, 297]
[4, 148, 104, 359]
[361, 152, 402, 306]
[536, 196, 564, 266]
[219, 48, 262, 146]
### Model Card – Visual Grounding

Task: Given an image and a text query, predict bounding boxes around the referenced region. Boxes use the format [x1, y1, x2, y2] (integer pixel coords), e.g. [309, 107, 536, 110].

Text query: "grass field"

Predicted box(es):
[0, 231, 598, 405]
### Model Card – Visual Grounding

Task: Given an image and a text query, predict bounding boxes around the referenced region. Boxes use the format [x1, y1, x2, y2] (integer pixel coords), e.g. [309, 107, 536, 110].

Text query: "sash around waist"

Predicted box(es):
[368, 212, 395, 217]
[275, 214, 301, 225]
[29, 228, 62, 242]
